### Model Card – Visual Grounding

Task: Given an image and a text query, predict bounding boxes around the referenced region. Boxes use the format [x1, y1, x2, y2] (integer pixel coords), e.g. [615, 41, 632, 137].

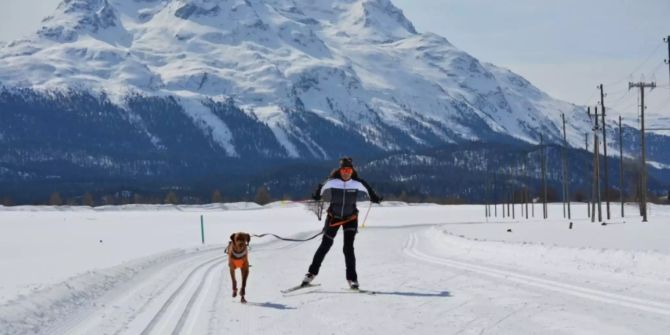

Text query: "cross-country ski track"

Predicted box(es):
[2, 203, 669, 334]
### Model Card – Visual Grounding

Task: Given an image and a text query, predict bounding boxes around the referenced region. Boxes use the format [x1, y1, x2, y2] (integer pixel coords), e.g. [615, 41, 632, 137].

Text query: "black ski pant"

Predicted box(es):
[308, 217, 358, 281]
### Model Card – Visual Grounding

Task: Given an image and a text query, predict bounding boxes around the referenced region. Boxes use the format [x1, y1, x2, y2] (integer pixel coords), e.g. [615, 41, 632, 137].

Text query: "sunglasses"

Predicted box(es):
[340, 167, 353, 174]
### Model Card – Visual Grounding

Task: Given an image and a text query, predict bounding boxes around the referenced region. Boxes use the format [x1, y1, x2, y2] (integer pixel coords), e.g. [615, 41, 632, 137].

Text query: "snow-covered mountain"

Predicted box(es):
[2, 0, 669, 204]
[0, 0, 599, 159]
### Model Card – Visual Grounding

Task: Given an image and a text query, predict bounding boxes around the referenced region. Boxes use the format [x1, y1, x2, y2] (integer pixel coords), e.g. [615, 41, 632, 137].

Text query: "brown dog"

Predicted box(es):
[227, 232, 250, 303]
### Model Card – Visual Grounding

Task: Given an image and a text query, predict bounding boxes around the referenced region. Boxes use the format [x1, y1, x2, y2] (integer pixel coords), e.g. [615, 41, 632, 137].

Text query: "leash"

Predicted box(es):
[251, 200, 375, 241]
[280, 199, 325, 221]
[248, 200, 327, 242]
[251, 230, 324, 242]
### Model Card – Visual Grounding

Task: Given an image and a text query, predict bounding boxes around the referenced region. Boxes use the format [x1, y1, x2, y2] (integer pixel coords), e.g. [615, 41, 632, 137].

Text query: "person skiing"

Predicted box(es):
[301, 157, 382, 290]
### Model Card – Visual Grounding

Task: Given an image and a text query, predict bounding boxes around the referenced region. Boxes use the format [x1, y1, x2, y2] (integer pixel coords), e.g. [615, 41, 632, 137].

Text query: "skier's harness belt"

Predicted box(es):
[327, 213, 357, 227]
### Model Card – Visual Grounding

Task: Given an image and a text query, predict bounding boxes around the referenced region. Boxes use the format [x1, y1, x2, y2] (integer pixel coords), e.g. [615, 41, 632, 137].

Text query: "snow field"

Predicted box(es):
[0, 202, 669, 334]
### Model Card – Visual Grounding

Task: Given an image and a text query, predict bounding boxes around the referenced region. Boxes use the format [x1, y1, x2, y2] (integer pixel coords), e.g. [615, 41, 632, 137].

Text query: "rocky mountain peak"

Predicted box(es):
[39, 0, 120, 42]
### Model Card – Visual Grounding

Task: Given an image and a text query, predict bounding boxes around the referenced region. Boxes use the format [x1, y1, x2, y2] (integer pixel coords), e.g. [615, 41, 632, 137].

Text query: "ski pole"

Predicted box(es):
[316, 200, 324, 221]
[360, 202, 373, 229]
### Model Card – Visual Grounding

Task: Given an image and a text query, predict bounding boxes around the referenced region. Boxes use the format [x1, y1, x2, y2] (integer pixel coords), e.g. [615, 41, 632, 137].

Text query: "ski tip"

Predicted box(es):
[281, 283, 321, 294]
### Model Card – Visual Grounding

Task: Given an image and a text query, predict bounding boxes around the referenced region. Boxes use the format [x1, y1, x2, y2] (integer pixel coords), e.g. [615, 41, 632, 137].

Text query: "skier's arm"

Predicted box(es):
[354, 178, 383, 203]
[312, 179, 333, 200]
[311, 183, 323, 201]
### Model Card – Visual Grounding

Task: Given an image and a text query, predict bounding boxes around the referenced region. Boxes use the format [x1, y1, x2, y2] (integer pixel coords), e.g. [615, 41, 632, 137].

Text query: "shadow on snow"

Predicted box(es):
[243, 301, 297, 310]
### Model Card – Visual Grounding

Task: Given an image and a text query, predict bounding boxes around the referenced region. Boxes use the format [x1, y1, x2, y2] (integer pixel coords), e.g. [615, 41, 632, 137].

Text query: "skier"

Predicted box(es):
[301, 157, 382, 290]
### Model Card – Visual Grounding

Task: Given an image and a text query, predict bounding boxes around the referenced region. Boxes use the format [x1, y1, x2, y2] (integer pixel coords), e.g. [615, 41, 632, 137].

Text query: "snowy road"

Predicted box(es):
[13, 222, 667, 335]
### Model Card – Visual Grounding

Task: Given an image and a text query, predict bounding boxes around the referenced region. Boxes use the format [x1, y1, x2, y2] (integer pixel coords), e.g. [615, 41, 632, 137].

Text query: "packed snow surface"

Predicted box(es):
[1, 201, 669, 334]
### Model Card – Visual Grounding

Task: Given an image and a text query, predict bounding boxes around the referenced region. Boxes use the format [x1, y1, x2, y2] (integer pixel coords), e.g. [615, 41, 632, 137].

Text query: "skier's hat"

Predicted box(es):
[339, 156, 353, 168]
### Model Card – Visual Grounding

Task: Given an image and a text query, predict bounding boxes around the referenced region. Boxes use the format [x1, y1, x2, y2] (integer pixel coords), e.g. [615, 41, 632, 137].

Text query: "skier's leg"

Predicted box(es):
[307, 220, 340, 275]
[342, 220, 358, 282]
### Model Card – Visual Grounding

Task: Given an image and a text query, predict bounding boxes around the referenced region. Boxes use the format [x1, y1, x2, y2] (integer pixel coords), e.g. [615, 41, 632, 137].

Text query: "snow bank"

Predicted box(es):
[429, 227, 670, 283]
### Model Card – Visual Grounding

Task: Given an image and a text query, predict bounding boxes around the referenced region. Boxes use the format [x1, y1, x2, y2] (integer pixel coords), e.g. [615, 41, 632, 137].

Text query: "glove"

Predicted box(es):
[311, 183, 323, 201]
[370, 193, 383, 204]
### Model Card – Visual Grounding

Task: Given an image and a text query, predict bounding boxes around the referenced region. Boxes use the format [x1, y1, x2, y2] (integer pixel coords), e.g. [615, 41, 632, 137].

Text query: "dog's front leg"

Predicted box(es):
[240, 267, 248, 303]
[229, 268, 238, 297]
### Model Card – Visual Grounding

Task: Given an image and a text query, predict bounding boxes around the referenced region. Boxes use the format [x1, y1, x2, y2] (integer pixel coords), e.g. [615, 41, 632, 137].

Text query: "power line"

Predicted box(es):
[604, 60, 667, 108]
[609, 100, 638, 113]
[604, 42, 664, 87]
[606, 85, 632, 96]
[652, 94, 670, 109]
[607, 88, 632, 106]
[580, 90, 599, 107]
[649, 60, 666, 77]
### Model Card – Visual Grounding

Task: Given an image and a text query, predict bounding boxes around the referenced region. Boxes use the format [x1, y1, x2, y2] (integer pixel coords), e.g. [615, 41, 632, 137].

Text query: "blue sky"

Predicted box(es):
[393, 0, 670, 114]
[1, 0, 669, 117]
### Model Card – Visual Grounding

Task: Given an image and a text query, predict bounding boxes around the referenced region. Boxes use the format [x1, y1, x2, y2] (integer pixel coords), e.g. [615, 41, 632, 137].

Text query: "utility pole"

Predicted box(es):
[540, 135, 548, 219]
[528, 153, 534, 218]
[494, 172, 498, 217]
[619, 115, 625, 217]
[519, 160, 525, 219]
[500, 177, 509, 219]
[507, 181, 511, 218]
[512, 159, 523, 217]
[585, 132, 590, 219]
[562, 113, 571, 219]
[524, 157, 529, 220]
[596, 107, 603, 222]
[526, 187, 530, 219]
[664, 35, 670, 84]
[519, 161, 524, 219]
[511, 160, 516, 220]
[628, 81, 656, 222]
[505, 176, 509, 218]
[599, 84, 611, 220]
[589, 106, 602, 222]
[561, 115, 567, 218]
[485, 170, 489, 218]
[595, 123, 602, 222]
[510, 188, 516, 220]
[486, 168, 491, 218]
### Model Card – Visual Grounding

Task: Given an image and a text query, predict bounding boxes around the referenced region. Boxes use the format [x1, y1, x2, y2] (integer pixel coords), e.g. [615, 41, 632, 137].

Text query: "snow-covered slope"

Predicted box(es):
[0, 0, 598, 158]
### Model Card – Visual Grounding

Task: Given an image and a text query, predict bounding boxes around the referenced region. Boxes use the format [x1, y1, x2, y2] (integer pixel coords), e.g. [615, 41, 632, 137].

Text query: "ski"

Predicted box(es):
[344, 288, 377, 295]
[281, 283, 321, 294]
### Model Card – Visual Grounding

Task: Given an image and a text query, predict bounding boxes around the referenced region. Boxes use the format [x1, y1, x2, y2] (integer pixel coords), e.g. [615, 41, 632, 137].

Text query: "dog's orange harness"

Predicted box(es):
[231, 258, 246, 269]
[227, 242, 248, 269]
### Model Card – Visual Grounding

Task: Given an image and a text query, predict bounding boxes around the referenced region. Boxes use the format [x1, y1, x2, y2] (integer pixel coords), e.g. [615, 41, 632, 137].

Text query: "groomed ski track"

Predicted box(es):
[9, 225, 670, 335]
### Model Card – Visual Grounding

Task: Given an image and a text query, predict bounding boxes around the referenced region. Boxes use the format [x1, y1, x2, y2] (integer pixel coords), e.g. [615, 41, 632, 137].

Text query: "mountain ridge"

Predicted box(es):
[0, 0, 605, 160]
[0, 0, 668, 204]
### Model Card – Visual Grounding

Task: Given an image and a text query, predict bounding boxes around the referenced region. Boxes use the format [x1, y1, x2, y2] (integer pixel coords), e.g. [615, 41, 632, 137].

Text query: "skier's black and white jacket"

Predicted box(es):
[317, 178, 377, 219]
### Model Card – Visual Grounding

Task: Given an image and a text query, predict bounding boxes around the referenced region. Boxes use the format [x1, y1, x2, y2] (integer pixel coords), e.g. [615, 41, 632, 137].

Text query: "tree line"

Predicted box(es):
[0, 186, 275, 207]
